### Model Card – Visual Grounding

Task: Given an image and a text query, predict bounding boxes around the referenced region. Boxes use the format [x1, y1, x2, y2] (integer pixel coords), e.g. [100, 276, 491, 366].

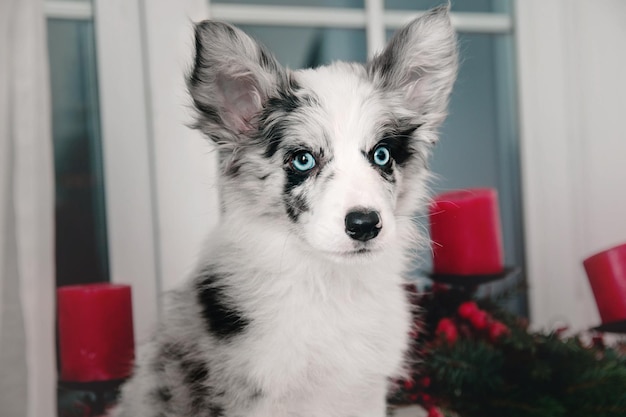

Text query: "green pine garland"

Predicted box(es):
[389, 285, 626, 417]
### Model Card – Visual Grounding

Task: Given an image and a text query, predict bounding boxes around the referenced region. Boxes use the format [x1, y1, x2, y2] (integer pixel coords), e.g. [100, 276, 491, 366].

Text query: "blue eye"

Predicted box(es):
[373, 145, 391, 166]
[291, 151, 316, 172]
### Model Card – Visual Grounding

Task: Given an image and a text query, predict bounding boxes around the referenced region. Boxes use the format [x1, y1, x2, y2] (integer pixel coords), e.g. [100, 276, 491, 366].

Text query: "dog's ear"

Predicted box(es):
[368, 6, 458, 135]
[188, 21, 285, 139]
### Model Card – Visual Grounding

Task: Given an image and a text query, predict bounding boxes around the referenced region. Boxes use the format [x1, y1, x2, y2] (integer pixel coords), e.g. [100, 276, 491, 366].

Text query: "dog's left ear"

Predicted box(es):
[188, 21, 285, 140]
[368, 6, 458, 133]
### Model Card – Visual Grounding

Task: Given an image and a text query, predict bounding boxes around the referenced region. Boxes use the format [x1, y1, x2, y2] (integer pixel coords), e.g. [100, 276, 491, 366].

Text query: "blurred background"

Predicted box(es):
[2, 0, 625, 415]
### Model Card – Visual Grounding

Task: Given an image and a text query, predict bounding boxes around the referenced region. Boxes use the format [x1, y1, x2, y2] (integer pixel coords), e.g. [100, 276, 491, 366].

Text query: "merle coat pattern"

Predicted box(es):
[112, 6, 457, 417]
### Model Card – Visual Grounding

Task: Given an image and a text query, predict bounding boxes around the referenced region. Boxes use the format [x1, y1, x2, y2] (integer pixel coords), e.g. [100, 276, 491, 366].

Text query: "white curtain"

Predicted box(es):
[516, 0, 626, 331]
[0, 0, 56, 415]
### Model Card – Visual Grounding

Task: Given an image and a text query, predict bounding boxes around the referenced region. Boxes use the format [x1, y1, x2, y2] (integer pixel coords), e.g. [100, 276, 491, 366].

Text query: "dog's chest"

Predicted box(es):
[236, 272, 411, 395]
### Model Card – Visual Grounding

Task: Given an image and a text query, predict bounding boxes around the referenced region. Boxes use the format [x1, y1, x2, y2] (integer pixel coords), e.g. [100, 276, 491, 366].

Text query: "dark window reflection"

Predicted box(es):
[48, 19, 109, 286]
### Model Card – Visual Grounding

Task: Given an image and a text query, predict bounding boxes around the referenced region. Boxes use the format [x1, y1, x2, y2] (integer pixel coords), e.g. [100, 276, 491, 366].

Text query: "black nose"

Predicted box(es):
[345, 210, 382, 242]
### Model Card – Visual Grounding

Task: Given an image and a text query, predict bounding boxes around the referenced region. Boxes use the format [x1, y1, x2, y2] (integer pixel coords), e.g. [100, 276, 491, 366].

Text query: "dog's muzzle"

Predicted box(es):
[345, 209, 382, 242]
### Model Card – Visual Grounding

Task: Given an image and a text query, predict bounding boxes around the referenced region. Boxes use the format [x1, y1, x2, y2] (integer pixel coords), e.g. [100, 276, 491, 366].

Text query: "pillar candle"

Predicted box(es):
[57, 283, 135, 382]
[583, 243, 626, 324]
[429, 188, 504, 275]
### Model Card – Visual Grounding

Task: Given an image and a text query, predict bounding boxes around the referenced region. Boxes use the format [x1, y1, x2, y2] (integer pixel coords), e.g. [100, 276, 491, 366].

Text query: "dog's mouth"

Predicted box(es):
[348, 248, 371, 256]
[320, 246, 381, 262]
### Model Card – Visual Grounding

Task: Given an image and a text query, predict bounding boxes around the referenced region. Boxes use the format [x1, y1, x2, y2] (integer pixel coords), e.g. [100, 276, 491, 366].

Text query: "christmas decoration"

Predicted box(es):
[583, 242, 626, 331]
[429, 188, 504, 275]
[57, 284, 134, 417]
[389, 284, 626, 417]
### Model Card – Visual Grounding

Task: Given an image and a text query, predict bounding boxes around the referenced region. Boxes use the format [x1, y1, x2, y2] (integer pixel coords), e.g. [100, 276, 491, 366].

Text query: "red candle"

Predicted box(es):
[583, 243, 626, 324]
[57, 283, 135, 382]
[429, 188, 504, 275]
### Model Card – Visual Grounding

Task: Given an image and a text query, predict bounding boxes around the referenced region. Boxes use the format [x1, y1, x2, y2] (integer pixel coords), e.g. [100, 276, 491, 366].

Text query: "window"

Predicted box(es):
[46, 0, 524, 340]
[47, 12, 108, 287]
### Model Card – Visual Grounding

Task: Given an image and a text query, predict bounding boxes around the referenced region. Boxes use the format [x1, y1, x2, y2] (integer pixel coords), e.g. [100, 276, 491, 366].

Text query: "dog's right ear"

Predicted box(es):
[188, 21, 285, 140]
[368, 6, 457, 143]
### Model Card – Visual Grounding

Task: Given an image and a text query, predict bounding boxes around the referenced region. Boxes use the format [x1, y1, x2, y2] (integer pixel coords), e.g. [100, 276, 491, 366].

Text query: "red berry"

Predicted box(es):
[469, 310, 489, 330]
[592, 334, 605, 349]
[457, 301, 479, 320]
[488, 321, 510, 342]
[435, 318, 458, 344]
[427, 406, 444, 417]
[419, 376, 431, 387]
[403, 379, 415, 390]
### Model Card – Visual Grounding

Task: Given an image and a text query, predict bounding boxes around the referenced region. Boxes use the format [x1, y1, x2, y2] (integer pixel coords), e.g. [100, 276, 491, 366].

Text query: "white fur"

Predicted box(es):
[112, 6, 457, 417]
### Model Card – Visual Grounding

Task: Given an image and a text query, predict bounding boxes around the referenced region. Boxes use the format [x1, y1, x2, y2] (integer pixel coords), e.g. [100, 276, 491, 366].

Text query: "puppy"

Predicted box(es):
[112, 5, 457, 417]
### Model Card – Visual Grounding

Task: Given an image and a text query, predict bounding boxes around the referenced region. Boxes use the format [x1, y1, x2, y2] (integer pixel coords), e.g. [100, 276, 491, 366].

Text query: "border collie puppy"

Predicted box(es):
[113, 5, 457, 417]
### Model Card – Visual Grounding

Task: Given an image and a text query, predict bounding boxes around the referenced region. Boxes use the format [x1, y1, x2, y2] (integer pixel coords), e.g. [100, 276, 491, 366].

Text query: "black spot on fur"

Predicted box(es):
[159, 342, 186, 361]
[259, 77, 320, 159]
[261, 89, 303, 158]
[287, 73, 299, 91]
[190, 23, 208, 83]
[370, 52, 395, 89]
[153, 386, 173, 404]
[152, 342, 178, 374]
[367, 22, 412, 90]
[196, 271, 249, 338]
[270, 90, 302, 114]
[284, 168, 309, 192]
[367, 122, 421, 178]
[249, 387, 264, 402]
[367, 41, 397, 90]
[180, 359, 211, 413]
[190, 391, 207, 413]
[263, 119, 290, 160]
[193, 102, 222, 126]
[223, 157, 242, 178]
[209, 404, 225, 417]
[181, 359, 209, 385]
[258, 46, 280, 74]
[284, 192, 309, 223]
[282, 153, 315, 222]
[188, 23, 224, 126]
[387, 123, 421, 166]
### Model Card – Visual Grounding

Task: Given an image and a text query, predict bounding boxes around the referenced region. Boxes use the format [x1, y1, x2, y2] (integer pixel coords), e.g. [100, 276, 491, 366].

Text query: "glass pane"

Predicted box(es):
[432, 33, 521, 255]
[385, 0, 512, 13]
[238, 25, 366, 68]
[215, 0, 364, 8]
[411, 32, 525, 314]
[47, 19, 109, 286]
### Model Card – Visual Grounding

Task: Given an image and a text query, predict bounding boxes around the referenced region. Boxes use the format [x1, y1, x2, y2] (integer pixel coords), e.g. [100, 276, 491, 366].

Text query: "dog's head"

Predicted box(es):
[189, 6, 457, 263]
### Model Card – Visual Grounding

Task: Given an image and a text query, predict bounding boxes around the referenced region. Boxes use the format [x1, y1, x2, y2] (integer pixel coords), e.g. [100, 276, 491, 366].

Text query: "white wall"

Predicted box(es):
[516, 0, 626, 331]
